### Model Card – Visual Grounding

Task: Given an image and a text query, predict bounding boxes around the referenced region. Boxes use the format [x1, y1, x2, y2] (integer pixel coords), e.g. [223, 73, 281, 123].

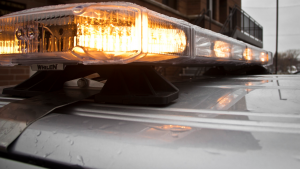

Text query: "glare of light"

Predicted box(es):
[260, 52, 268, 62]
[72, 46, 85, 53]
[214, 41, 231, 58]
[147, 28, 186, 54]
[246, 82, 253, 86]
[76, 24, 135, 52]
[243, 48, 253, 60]
[76, 27, 186, 54]
[0, 41, 21, 54]
[75, 15, 187, 55]
[75, 12, 138, 54]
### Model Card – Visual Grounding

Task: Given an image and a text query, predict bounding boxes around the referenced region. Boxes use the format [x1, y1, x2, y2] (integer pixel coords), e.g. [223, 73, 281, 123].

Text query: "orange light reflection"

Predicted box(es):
[243, 48, 252, 61]
[214, 41, 231, 58]
[152, 125, 192, 132]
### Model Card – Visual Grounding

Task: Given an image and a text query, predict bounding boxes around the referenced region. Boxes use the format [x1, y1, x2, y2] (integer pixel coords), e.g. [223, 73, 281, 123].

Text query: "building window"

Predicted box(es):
[206, 0, 217, 20]
[213, 0, 217, 20]
[162, 0, 177, 10]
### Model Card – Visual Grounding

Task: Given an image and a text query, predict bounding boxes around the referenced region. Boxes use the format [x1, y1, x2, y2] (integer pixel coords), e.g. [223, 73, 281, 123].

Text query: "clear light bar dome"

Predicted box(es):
[0, 2, 272, 66]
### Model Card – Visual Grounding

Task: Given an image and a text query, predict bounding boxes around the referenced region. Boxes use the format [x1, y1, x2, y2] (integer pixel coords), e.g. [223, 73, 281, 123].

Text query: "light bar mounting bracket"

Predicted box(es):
[2, 65, 179, 105]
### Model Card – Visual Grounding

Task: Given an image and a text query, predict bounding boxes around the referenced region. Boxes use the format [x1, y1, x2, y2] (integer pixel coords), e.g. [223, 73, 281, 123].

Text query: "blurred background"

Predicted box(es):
[0, 0, 298, 88]
[243, 0, 300, 74]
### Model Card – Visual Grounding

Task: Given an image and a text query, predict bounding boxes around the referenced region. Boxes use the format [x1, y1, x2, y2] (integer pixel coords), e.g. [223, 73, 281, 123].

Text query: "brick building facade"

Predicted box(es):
[6, 0, 241, 34]
[0, 0, 242, 86]
[0, 66, 30, 86]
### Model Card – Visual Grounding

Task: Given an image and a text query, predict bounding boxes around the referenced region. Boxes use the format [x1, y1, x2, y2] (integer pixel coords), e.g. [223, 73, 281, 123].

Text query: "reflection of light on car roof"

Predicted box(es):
[213, 94, 235, 110]
[152, 125, 192, 132]
[211, 89, 248, 110]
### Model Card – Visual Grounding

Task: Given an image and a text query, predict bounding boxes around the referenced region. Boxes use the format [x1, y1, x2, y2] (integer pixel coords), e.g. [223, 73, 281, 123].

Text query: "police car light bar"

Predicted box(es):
[0, 2, 272, 66]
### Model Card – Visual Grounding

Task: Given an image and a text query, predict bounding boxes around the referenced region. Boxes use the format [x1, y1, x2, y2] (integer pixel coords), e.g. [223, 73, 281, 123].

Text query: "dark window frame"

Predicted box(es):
[162, 0, 178, 10]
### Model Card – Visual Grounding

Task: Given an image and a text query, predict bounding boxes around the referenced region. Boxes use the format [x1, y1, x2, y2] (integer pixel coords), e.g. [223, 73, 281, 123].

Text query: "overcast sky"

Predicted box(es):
[242, 0, 300, 53]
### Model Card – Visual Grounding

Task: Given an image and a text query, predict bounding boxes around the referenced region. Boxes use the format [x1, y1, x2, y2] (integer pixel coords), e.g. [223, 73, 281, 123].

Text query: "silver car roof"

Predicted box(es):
[2, 75, 300, 169]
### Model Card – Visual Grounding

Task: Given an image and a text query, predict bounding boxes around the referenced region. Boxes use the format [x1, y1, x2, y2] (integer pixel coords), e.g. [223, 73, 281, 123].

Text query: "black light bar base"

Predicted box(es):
[94, 66, 179, 105]
[2, 65, 97, 97]
[2, 65, 179, 105]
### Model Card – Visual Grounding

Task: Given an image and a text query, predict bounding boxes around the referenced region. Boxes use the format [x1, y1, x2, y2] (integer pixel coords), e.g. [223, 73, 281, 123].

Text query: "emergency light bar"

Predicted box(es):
[0, 2, 272, 66]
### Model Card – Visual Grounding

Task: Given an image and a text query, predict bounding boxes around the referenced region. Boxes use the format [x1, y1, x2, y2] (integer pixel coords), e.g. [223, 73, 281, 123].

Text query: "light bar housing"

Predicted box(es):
[0, 2, 272, 66]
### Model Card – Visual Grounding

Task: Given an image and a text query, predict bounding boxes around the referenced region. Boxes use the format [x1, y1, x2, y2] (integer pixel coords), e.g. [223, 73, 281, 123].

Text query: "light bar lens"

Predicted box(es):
[73, 7, 141, 63]
[243, 48, 253, 61]
[76, 10, 139, 52]
[214, 41, 231, 58]
[0, 2, 272, 66]
[147, 14, 188, 55]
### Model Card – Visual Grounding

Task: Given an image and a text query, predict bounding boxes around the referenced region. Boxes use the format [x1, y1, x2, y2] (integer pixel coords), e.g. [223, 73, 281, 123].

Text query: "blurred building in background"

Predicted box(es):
[0, 0, 264, 86]
[0, 0, 29, 86]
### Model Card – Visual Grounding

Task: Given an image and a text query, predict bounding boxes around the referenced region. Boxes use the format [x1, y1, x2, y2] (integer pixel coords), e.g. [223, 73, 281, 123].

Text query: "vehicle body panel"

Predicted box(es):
[1, 75, 300, 168]
[0, 157, 45, 169]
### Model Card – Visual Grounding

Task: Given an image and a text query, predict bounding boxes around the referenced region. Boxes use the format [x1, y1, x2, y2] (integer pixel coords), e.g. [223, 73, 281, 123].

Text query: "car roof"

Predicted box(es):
[3, 75, 300, 169]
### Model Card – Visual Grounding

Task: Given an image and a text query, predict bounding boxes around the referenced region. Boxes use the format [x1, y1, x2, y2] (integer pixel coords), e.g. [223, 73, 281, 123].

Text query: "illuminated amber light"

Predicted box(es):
[0, 8, 187, 63]
[76, 22, 138, 53]
[148, 28, 186, 54]
[243, 48, 253, 60]
[0, 2, 272, 66]
[72, 8, 141, 62]
[214, 41, 231, 58]
[260, 52, 268, 62]
[75, 16, 187, 56]
[0, 40, 21, 54]
[72, 46, 85, 54]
